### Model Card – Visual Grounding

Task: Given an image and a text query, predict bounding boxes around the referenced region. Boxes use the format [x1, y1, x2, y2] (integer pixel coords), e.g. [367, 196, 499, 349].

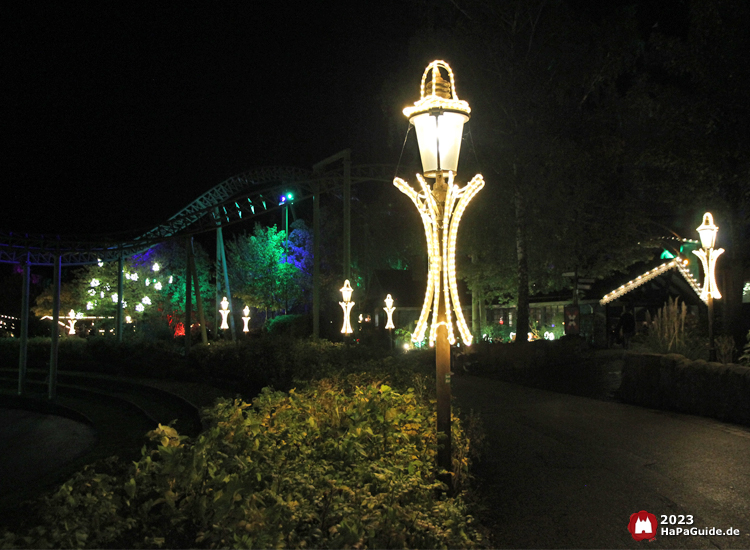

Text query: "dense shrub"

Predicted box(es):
[466, 337, 607, 398]
[1, 378, 482, 549]
[186, 338, 398, 395]
[619, 353, 750, 425]
[264, 314, 312, 338]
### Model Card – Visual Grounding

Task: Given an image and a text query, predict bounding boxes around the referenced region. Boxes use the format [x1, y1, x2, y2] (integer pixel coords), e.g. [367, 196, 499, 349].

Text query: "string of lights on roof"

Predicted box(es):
[599, 258, 704, 306]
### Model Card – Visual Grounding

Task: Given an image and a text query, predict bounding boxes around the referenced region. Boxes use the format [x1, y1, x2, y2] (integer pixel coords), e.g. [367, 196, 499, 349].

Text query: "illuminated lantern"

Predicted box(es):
[242, 306, 251, 333]
[219, 296, 230, 330]
[339, 280, 354, 334]
[394, 60, 484, 346]
[696, 212, 718, 250]
[383, 294, 396, 329]
[402, 60, 471, 177]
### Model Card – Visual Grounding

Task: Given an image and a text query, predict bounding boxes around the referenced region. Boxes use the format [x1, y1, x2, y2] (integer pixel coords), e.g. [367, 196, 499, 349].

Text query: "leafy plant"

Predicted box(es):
[644, 297, 707, 360]
[1, 379, 483, 549]
[739, 330, 750, 366]
[715, 334, 736, 365]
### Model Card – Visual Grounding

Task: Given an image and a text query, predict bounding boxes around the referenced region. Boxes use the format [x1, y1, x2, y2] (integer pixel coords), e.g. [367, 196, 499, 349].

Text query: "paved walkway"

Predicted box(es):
[452, 375, 750, 549]
[0, 408, 96, 510]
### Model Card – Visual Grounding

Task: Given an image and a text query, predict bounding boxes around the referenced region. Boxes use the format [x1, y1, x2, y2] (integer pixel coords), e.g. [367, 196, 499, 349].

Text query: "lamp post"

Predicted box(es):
[393, 60, 484, 485]
[67, 309, 77, 336]
[340, 280, 354, 335]
[242, 306, 251, 333]
[219, 296, 231, 331]
[692, 212, 724, 361]
[384, 293, 396, 349]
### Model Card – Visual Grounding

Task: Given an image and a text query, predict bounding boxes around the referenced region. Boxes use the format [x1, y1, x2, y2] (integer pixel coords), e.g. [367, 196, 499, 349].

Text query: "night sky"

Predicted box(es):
[3, 1, 688, 238]
[2, 2, 419, 236]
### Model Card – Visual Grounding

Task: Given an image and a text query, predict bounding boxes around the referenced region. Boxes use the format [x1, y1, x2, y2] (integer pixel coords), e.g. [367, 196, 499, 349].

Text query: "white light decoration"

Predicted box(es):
[544, 331, 555, 341]
[97, 259, 104, 267]
[90, 278, 100, 287]
[242, 305, 251, 333]
[111, 293, 119, 303]
[126, 315, 132, 323]
[219, 296, 230, 330]
[154, 281, 162, 290]
[383, 294, 396, 329]
[599, 259, 703, 305]
[67, 309, 77, 335]
[168, 275, 174, 284]
[395, 61, 483, 347]
[100, 291, 105, 299]
[339, 280, 355, 335]
[142, 296, 151, 305]
[693, 212, 724, 302]
[131, 273, 139, 281]
[86, 301, 93, 310]
[145, 278, 150, 286]
[135, 304, 145, 312]
[152, 263, 160, 272]
[88, 289, 96, 296]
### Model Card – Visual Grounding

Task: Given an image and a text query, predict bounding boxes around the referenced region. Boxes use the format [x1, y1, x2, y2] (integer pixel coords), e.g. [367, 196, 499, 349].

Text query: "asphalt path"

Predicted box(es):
[452, 375, 750, 549]
[0, 409, 96, 497]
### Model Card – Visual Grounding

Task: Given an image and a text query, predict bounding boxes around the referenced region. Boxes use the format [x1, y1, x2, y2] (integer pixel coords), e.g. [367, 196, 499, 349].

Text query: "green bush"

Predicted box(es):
[739, 330, 750, 366]
[1, 378, 482, 549]
[264, 314, 312, 338]
[187, 338, 396, 395]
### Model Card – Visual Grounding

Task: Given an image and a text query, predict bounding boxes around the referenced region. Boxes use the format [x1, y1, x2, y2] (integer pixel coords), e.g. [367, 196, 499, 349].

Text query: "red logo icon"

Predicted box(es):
[628, 510, 658, 541]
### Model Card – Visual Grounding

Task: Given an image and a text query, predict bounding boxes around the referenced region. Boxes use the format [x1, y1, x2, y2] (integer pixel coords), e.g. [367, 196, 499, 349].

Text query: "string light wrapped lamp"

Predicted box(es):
[393, 60, 484, 484]
[693, 212, 724, 361]
[339, 280, 354, 335]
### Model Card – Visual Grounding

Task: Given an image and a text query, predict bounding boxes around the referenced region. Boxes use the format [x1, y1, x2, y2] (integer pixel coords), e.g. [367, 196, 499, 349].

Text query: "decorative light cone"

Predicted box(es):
[219, 296, 230, 330]
[394, 60, 483, 346]
[339, 280, 354, 334]
[241, 306, 251, 333]
[384, 294, 396, 329]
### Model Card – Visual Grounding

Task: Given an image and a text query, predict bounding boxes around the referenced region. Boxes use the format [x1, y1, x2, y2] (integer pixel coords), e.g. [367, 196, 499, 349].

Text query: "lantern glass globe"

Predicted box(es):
[411, 110, 468, 177]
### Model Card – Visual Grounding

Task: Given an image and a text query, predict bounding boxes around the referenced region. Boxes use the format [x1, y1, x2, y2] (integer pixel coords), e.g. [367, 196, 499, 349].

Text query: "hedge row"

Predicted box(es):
[618, 353, 750, 425]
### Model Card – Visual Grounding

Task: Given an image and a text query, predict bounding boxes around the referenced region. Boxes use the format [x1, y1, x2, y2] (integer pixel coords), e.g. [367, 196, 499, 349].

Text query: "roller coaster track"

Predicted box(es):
[0, 164, 398, 266]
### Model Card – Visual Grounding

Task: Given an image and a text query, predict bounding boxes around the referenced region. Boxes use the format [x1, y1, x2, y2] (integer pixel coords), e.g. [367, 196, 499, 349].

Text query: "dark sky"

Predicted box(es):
[2, 1, 689, 238]
[2, 2, 418, 236]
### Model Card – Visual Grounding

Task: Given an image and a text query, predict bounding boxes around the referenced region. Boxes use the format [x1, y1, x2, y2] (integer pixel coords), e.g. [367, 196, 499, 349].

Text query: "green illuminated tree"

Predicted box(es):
[226, 221, 312, 317]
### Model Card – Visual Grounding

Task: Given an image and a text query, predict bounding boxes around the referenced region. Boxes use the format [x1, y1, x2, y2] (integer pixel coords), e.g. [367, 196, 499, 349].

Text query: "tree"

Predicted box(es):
[47, 240, 215, 336]
[226, 221, 312, 318]
[399, 0, 650, 340]
[621, 0, 750, 343]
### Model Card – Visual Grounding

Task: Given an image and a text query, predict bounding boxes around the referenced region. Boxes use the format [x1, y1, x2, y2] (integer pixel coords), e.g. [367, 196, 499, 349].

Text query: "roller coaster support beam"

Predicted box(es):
[48, 254, 61, 401]
[18, 255, 30, 396]
[116, 252, 124, 343]
[185, 240, 192, 354]
[215, 211, 236, 341]
[313, 181, 321, 340]
[188, 236, 208, 345]
[344, 153, 351, 282]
